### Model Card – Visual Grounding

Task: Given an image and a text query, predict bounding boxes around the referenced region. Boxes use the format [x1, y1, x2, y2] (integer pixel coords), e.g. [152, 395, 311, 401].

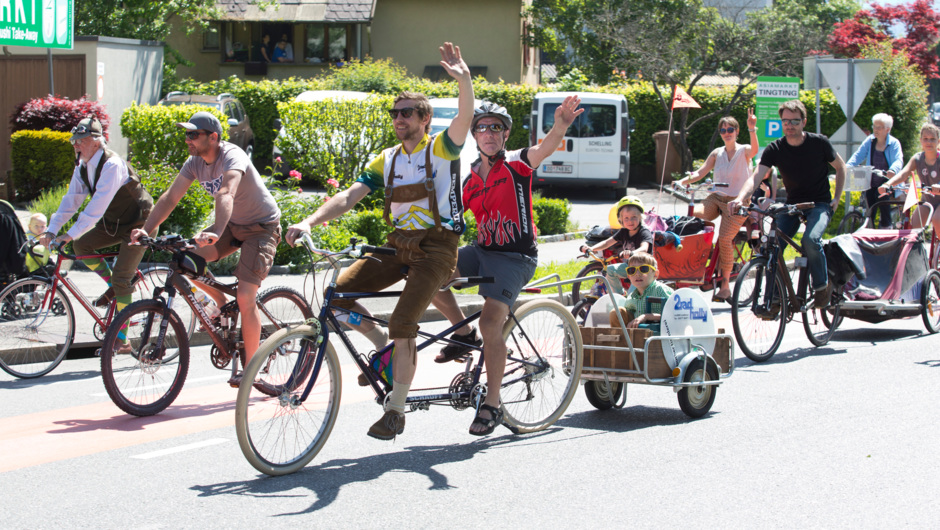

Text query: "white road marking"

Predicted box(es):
[131, 438, 228, 460]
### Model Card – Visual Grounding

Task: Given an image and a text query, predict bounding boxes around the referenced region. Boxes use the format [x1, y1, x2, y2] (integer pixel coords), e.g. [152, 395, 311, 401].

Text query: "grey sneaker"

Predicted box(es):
[367, 410, 405, 440]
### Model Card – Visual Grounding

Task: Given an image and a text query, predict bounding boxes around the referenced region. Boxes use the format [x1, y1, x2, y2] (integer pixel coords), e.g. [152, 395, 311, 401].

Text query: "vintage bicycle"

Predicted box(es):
[0, 240, 193, 379]
[97, 235, 313, 416]
[234, 235, 583, 476]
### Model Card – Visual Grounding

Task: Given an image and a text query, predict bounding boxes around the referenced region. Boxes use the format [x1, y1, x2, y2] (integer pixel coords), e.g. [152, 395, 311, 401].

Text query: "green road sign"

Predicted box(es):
[0, 0, 74, 49]
[756, 76, 800, 148]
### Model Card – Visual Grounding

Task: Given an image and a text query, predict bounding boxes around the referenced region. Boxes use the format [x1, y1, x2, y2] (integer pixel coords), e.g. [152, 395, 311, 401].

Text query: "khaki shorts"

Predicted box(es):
[333, 228, 459, 339]
[198, 220, 281, 286]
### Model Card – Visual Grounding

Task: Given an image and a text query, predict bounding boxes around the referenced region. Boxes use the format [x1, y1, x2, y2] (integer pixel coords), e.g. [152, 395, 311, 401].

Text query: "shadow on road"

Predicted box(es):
[190, 428, 560, 514]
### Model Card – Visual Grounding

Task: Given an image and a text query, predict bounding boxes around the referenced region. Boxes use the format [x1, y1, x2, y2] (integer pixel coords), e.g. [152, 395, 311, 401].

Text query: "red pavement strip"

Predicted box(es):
[0, 359, 463, 473]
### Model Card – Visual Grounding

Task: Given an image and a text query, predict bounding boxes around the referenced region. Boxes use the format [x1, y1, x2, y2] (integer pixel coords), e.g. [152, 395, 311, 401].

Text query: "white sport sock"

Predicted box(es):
[387, 380, 411, 414]
[362, 326, 389, 351]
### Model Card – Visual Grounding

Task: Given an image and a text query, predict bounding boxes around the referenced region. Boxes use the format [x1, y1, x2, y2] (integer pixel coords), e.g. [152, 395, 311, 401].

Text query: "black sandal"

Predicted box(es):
[469, 404, 503, 436]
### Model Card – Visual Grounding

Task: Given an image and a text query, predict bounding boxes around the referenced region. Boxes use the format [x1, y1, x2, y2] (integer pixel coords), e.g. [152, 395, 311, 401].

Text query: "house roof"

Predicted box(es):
[216, 0, 376, 22]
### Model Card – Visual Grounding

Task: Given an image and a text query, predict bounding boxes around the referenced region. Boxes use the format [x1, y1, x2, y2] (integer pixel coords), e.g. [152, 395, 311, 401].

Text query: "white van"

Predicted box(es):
[529, 92, 633, 195]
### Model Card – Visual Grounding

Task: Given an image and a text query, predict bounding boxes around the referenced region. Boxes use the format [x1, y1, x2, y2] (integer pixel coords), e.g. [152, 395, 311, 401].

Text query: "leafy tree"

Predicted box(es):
[525, 0, 859, 170]
[828, 0, 940, 79]
[74, 0, 222, 42]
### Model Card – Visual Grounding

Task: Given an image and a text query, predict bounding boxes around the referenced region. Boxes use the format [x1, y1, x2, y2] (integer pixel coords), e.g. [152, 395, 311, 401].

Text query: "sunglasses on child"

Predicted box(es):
[388, 107, 416, 119]
[474, 123, 506, 133]
[626, 264, 657, 276]
[719, 127, 736, 134]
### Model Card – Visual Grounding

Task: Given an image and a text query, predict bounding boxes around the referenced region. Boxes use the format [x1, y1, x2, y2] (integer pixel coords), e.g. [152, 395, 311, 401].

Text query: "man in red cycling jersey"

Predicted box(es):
[431, 96, 582, 436]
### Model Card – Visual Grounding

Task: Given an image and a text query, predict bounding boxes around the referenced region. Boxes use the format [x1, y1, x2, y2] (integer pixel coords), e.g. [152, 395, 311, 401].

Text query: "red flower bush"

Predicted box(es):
[9, 95, 111, 140]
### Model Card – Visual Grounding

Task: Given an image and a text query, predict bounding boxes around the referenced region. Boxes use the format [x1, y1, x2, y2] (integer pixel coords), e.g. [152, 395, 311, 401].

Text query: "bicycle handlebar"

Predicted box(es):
[298, 233, 397, 261]
[739, 201, 814, 218]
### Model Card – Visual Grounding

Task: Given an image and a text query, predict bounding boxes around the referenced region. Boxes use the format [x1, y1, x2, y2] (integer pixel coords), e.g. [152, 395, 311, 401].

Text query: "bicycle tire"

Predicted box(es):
[0, 278, 74, 378]
[922, 270, 940, 334]
[731, 258, 787, 362]
[802, 300, 840, 347]
[257, 286, 313, 338]
[570, 261, 604, 306]
[570, 298, 594, 326]
[100, 299, 190, 416]
[583, 380, 624, 410]
[837, 211, 864, 235]
[500, 299, 583, 433]
[235, 324, 340, 476]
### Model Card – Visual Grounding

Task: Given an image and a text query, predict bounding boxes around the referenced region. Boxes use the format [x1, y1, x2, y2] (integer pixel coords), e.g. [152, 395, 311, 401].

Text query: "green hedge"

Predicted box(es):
[276, 95, 396, 189]
[121, 103, 230, 170]
[10, 130, 75, 202]
[532, 196, 570, 235]
[138, 163, 215, 237]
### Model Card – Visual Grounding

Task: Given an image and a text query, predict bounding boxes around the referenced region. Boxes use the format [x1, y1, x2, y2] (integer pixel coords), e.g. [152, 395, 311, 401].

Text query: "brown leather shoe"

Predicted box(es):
[367, 410, 405, 440]
[94, 287, 115, 308]
[813, 284, 831, 308]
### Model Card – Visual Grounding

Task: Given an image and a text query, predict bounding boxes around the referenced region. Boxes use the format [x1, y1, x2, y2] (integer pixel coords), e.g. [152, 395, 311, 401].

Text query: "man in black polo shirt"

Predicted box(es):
[730, 99, 846, 307]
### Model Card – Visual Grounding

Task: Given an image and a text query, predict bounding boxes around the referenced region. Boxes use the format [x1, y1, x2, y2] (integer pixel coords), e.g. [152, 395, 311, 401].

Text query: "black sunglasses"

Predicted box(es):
[719, 127, 736, 134]
[474, 123, 506, 134]
[185, 131, 207, 140]
[388, 107, 416, 119]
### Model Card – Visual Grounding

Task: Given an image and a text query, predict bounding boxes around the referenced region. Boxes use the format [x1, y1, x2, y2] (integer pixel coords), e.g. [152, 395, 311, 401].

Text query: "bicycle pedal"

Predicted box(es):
[453, 354, 471, 364]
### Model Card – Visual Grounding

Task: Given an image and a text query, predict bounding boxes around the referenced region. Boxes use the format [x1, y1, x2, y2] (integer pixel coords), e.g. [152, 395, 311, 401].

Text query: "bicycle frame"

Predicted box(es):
[294, 255, 552, 413]
[747, 211, 813, 316]
[35, 250, 150, 335]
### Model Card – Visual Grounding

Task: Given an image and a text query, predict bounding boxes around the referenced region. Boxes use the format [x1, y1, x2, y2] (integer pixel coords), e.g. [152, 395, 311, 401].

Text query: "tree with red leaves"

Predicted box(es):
[828, 0, 940, 79]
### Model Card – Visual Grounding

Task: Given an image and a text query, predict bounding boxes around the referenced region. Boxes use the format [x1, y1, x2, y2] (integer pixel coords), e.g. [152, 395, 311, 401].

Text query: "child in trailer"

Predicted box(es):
[608, 251, 674, 334]
[578, 195, 653, 294]
[25, 212, 50, 272]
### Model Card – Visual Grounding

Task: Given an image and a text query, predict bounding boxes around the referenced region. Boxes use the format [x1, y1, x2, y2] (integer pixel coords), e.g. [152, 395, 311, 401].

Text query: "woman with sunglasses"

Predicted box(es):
[675, 109, 759, 301]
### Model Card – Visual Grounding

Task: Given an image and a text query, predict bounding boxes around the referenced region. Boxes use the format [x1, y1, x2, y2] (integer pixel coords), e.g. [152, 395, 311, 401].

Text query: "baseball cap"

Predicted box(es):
[70, 117, 103, 142]
[176, 111, 223, 137]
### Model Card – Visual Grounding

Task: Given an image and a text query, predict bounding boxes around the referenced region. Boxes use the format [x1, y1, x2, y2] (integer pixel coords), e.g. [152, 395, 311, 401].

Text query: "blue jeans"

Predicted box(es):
[775, 202, 831, 291]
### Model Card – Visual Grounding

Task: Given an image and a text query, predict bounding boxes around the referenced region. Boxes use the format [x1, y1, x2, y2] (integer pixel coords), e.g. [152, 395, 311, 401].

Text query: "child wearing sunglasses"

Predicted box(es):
[608, 251, 673, 332]
[579, 195, 652, 294]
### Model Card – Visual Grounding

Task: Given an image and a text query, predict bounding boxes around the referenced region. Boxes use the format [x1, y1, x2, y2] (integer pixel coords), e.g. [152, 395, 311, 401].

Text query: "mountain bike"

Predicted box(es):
[235, 235, 583, 476]
[98, 235, 313, 416]
[730, 202, 841, 362]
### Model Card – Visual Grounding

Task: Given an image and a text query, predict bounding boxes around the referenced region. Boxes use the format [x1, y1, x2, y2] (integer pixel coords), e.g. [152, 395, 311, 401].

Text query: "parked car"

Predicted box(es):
[931, 102, 940, 126]
[158, 92, 255, 157]
[429, 97, 481, 179]
[529, 92, 635, 196]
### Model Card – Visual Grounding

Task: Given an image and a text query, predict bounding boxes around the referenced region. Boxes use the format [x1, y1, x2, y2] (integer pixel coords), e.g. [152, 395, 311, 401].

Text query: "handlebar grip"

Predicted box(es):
[464, 276, 495, 284]
[362, 245, 396, 255]
[795, 202, 815, 210]
[715, 182, 730, 188]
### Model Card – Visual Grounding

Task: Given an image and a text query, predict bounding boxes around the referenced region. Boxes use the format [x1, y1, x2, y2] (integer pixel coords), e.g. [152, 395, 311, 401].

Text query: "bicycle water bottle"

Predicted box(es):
[191, 287, 221, 319]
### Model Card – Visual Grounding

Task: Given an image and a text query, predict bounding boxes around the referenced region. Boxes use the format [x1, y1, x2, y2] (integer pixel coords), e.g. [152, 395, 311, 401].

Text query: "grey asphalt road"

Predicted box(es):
[1, 307, 938, 527]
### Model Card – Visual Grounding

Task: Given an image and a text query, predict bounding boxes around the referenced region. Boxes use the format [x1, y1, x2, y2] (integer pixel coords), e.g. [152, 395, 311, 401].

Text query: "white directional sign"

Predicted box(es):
[0, 0, 74, 49]
[817, 60, 882, 117]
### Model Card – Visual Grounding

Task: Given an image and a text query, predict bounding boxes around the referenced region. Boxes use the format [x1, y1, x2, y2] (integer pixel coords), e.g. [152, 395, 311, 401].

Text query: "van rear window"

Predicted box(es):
[542, 103, 617, 138]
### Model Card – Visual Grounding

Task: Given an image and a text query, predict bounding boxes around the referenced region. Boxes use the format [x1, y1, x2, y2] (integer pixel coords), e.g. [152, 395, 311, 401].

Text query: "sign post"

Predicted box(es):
[0, 0, 74, 49]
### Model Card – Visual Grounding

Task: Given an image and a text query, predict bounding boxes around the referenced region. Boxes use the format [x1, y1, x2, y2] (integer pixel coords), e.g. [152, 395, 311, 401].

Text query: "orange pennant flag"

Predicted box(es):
[902, 180, 919, 213]
[672, 86, 701, 110]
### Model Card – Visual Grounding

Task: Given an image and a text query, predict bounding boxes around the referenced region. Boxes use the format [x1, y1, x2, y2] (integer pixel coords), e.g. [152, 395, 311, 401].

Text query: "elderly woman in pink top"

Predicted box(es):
[676, 109, 759, 300]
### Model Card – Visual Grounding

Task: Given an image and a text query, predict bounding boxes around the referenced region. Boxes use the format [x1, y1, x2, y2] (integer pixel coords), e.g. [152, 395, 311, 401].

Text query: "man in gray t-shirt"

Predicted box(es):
[131, 111, 281, 386]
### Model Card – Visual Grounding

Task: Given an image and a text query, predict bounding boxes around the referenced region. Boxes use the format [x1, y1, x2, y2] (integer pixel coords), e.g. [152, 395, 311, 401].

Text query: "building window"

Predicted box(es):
[203, 22, 221, 51]
[305, 24, 349, 63]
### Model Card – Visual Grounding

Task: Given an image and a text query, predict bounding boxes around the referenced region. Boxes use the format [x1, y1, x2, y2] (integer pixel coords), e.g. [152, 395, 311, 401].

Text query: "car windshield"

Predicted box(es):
[433, 107, 459, 120]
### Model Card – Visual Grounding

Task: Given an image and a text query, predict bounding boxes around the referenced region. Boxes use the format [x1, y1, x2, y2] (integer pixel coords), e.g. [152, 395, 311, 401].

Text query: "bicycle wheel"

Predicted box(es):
[922, 270, 940, 334]
[500, 299, 582, 433]
[570, 297, 595, 326]
[236, 324, 340, 476]
[570, 261, 603, 306]
[0, 279, 74, 378]
[802, 296, 840, 347]
[257, 286, 313, 339]
[731, 258, 787, 362]
[837, 211, 864, 235]
[138, 265, 196, 341]
[100, 299, 190, 416]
